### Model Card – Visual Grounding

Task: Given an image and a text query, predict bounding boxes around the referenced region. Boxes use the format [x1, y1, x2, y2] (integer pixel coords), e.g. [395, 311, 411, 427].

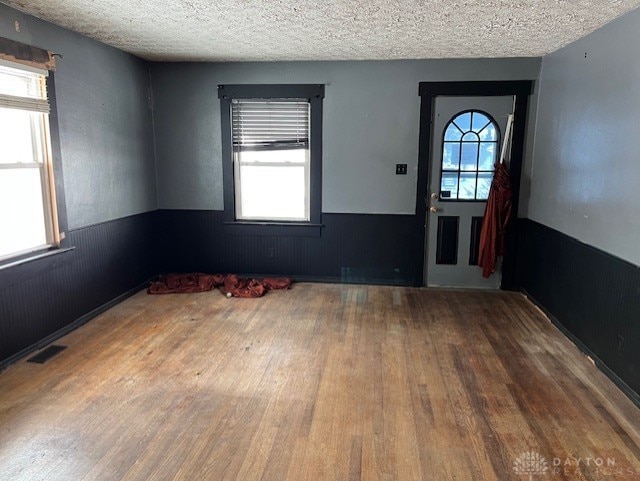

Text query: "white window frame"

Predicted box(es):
[0, 60, 60, 261]
[231, 99, 312, 222]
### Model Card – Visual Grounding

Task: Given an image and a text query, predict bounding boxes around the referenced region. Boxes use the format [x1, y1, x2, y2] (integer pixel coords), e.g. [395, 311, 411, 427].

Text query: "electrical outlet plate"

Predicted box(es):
[396, 164, 407, 175]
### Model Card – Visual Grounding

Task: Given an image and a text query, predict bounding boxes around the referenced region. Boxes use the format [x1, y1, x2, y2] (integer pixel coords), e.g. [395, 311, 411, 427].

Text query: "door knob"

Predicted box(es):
[429, 206, 439, 213]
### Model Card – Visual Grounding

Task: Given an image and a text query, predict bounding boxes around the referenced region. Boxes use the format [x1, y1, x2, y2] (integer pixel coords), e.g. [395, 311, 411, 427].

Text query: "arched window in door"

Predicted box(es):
[440, 110, 500, 201]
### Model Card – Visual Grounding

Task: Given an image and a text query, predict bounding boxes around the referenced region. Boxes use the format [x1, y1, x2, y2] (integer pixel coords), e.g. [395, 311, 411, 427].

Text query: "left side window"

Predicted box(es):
[0, 63, 59, 260]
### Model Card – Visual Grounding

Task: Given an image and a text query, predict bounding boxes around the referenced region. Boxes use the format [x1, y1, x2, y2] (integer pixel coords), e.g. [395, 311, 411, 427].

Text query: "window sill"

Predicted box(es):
[0, 246, 76, 290]
[438, 199, 490, 203]
[222, 221, 323, 237]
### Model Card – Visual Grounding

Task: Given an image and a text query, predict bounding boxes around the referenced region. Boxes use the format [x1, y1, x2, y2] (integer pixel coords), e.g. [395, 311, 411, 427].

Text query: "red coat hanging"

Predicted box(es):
[478, 161, 512, 278]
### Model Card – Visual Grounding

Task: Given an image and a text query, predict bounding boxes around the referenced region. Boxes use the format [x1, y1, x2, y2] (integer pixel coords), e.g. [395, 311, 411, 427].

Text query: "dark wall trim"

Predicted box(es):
[218, 84, 325, 100]
[222, 222, 322, 237]
[418, 80, 533, 97]
[157, 210, 420, 287]
[417, 80, 534, 289]
[517, 218, 640, 402]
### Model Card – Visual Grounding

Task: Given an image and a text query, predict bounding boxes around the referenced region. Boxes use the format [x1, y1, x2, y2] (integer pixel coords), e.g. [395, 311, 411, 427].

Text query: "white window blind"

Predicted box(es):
[232, 100, 309, 149]
[0, 63, 49, 113]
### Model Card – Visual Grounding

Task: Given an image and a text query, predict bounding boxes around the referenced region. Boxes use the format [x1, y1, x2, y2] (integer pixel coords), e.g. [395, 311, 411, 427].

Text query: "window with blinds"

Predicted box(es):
[231, 99, 311, 221]
[0, 62, 58, 260]
[232, 100, 309, 150]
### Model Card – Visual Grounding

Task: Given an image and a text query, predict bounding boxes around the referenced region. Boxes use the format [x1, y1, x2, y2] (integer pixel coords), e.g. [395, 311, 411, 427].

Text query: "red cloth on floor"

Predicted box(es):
[221, 275, 266, 298]
[261, 277, 293, 290]
[478, 162, 512, 278]
[147, 273, 223, 294]
[147, 273, 292, 297]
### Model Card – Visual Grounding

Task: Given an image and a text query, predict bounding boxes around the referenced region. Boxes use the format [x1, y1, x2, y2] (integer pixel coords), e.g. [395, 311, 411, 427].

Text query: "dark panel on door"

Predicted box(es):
[436, 216, 459, 265]
[469, 216, 484, 266]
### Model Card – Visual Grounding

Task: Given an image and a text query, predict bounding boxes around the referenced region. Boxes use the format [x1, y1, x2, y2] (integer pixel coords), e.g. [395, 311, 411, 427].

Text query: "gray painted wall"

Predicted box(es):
[527, 8, 640, 266]
[150, 58, 540, 214]
[0, 3, 157, 229]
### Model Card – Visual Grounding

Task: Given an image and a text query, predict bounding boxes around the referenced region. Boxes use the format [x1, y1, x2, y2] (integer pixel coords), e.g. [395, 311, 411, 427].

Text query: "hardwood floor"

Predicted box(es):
[1, 283, 639, 480]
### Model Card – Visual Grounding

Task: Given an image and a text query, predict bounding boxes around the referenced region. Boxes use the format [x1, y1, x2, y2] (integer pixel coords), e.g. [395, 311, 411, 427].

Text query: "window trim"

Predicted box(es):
[218, 84, 324, 236]
[438, 109, 501, 203]
[0, 63, 60, 260]
[0, 64, 68, 268]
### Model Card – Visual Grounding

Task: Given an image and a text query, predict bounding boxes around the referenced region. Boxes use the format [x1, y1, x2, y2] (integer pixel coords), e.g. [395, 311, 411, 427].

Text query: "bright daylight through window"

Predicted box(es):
[0, 62, 58, 260]
[232, 99, 310, 221]
[440, 110, 499, 201]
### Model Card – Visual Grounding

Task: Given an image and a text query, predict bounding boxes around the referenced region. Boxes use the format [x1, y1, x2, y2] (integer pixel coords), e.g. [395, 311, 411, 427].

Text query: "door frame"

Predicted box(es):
[414, 81, 534, 289]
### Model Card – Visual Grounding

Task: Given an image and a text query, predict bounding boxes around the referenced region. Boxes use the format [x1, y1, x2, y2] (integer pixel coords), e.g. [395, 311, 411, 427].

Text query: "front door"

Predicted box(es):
[425, 96, 513, 288]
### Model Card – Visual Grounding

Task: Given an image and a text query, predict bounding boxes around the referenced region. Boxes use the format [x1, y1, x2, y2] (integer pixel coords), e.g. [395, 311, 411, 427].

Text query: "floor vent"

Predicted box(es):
[27, 345, 67, 364]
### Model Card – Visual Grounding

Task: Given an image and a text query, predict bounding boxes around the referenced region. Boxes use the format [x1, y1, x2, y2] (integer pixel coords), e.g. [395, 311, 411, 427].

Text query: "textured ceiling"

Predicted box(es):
[4, 0, 640, 61]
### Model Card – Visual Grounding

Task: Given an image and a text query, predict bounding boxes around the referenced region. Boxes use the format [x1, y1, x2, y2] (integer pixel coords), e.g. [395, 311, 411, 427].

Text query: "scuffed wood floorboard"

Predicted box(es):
[0, 284, 639, 480]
